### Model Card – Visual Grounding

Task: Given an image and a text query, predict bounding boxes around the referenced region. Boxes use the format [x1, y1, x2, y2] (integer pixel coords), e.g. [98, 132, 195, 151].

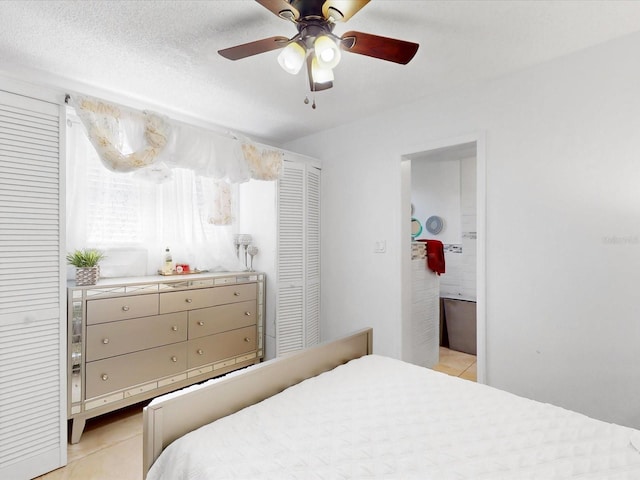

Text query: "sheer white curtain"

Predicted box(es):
[66, 115, 245, 278]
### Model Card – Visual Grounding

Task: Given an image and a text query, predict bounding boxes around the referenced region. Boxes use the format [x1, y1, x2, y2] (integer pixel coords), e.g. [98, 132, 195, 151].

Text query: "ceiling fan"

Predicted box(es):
[218, 0, 419, 104]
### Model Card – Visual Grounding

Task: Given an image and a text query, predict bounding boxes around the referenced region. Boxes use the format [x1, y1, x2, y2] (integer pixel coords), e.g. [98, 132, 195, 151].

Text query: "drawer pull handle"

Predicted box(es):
[197, 349, 204, 355]
[171, 325, 178, 331]
[244, 311, 251, 316]
[185, 298, 193, 303]
[197, 321, 204, 326]
[101, 374, 109, 381]
[244, 337, 251, 342]
[233, 292, 241, 296]
[122, 306, 130, 312]
[102, 338, 110, 344]
[171, 356, 178, 362]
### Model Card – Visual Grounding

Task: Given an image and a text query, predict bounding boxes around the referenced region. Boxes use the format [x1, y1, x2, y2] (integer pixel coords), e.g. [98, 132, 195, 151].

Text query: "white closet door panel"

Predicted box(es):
[0, 88, 65, 479]
[305, 280, 320, 347]
[0, 158, 58, 178]
[275, 286, 304, 355]
[305, 165, 320, 346]
[0, 102, 59, 131]
[275, 159, 322, 355]
[305, 166, 320, 280]
[0, 122, 58, 142]
[277, 163, 304, 284]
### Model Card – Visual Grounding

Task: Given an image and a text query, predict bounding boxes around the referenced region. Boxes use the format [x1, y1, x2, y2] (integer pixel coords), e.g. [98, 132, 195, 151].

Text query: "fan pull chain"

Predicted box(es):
[303, 95, 317, 109]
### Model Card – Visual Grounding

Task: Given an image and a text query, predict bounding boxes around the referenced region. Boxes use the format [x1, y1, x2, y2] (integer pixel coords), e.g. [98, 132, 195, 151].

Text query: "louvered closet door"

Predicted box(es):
[276, 160, 321, 356]
[276, 162, 305, 355]
[0, 90, 65, 479]
[305, 166, 320, 347]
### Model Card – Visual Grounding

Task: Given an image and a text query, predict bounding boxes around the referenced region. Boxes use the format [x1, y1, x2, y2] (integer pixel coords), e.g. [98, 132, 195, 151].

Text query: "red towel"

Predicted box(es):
[417, 239, 445, 275]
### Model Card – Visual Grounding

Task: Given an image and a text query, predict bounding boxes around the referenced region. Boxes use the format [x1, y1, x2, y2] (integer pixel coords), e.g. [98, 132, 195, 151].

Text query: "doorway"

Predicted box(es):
[400, 134, 486, 383]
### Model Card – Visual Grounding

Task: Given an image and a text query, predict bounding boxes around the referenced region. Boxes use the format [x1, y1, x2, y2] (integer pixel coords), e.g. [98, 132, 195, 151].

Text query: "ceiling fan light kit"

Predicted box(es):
[218, 0, 419, 106]
[313, 34, 342, 69]
[311, 56, 334, 83]
[277, 41, 306, 74]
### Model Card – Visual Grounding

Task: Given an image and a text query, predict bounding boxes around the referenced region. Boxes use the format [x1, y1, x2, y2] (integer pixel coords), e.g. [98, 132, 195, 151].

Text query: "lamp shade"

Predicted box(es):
[314, 35, 341, 69]
[277, 42, 306, 74]
[311, 57, 334, 84]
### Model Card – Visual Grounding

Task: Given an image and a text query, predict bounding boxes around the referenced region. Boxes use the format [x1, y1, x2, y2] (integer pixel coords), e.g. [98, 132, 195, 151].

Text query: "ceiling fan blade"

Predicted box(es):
[322, 0, 370, 22]
[341, 31, 419, 65]
[255, 0, 299, 21]
[218, 36, 289, 61]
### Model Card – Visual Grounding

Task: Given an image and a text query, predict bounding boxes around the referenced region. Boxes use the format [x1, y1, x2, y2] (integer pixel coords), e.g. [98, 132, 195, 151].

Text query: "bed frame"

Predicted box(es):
[142, 328, 373, 477]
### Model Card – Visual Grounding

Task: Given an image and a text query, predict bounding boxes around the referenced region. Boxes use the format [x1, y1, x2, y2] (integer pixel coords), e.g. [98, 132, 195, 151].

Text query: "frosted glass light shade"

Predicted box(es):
[314, 35, 341, 69]
[311, 57, 334, 84]
[277, 42, 306, 74]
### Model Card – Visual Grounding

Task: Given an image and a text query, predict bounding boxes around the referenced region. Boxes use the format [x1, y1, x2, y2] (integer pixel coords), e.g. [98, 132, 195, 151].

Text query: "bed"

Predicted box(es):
[143, 328, 640, 479]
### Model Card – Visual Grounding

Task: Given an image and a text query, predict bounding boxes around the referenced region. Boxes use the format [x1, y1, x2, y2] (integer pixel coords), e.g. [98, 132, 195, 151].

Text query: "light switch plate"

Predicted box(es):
[374, 240, 386, 253]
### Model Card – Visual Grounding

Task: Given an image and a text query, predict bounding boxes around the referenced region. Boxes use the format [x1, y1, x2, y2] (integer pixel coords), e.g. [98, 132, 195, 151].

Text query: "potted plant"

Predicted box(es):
[67, 248, 105, 286]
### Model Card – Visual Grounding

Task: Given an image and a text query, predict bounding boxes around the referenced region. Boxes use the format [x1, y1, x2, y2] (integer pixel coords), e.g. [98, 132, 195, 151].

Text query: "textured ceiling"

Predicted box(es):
[1, 1, 640, 144]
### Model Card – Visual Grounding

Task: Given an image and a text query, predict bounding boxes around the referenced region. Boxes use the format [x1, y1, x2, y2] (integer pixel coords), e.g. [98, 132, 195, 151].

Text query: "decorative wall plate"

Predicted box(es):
[411, 218, 422, 238]
[425, 215, 444, 234]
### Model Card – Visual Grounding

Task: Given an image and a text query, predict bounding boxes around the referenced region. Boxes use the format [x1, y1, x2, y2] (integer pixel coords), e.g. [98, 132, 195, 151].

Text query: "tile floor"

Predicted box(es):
[432, 345, 477, 381]
[37, 347, 476, 480]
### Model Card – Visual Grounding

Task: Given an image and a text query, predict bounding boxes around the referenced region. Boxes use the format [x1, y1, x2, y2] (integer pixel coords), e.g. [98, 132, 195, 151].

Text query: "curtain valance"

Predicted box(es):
[68, 94, 282, 183]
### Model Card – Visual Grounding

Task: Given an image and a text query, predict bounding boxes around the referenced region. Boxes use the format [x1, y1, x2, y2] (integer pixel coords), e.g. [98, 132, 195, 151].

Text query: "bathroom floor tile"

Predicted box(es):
[433, 346, 477, 381]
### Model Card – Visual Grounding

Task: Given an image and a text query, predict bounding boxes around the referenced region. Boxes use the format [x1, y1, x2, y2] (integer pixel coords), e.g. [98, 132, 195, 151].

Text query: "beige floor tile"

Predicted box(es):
[432, 363, 467, 377]
[42, 434, 142, 480]
[434, 346, 477, 381]
[459, 361, 477, 381]
[438, 346, 475, 365]
[67, 403, 145, 464]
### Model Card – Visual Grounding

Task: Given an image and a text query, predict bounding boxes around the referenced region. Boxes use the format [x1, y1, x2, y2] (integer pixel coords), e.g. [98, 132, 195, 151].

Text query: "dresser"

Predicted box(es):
[67, 272, 265, 443]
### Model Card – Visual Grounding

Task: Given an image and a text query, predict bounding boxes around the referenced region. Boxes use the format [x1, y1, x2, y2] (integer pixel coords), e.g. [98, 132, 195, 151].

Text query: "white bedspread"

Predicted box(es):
[147, 355, 640, 479]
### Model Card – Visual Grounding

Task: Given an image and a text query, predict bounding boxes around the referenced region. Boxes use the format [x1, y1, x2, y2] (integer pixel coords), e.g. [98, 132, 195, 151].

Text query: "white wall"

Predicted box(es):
[285, 30, 640, 428]
[411, 158, 461, 244]
[238, 179, 278, 359]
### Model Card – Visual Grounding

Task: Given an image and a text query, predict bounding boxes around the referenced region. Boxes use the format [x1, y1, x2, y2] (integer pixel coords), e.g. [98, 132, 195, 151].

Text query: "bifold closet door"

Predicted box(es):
[304, 164, 320, 347]
[0, 89, 66, 479]
[275, 160, 321, 355]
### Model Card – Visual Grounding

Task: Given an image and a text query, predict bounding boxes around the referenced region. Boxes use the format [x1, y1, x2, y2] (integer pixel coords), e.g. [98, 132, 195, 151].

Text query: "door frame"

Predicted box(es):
[400, 132, 486, 383]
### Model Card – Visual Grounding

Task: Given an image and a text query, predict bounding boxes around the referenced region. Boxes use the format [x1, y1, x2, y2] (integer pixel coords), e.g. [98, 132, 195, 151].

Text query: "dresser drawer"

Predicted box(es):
[86, 312, 187, 362]
[188, 300, 257, 339]
[85, 342, 187, 399]
[86, 294, 159, 325]
[159, 283, 258, 314]
[187, 325, 257, 368]
[159, 288, 215, 314]
[210, 283, 257, 306]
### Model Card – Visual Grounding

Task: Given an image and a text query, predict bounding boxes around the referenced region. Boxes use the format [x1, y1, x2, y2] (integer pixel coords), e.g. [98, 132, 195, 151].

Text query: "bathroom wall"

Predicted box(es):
[411, 151, 477, 301]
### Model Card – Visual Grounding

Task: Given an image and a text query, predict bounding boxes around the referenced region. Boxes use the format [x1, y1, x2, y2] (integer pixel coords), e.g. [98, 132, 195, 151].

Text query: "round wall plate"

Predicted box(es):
[425, 215, 444, 234]
[411, 218, 422, 238]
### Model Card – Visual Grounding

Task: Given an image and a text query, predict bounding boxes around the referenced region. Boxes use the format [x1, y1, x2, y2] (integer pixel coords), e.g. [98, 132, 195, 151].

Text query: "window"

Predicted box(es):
[66, 113, 242, 277]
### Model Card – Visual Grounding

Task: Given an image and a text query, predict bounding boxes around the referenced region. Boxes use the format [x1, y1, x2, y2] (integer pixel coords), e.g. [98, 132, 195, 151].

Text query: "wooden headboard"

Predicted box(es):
[142, 327, 373, 477]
